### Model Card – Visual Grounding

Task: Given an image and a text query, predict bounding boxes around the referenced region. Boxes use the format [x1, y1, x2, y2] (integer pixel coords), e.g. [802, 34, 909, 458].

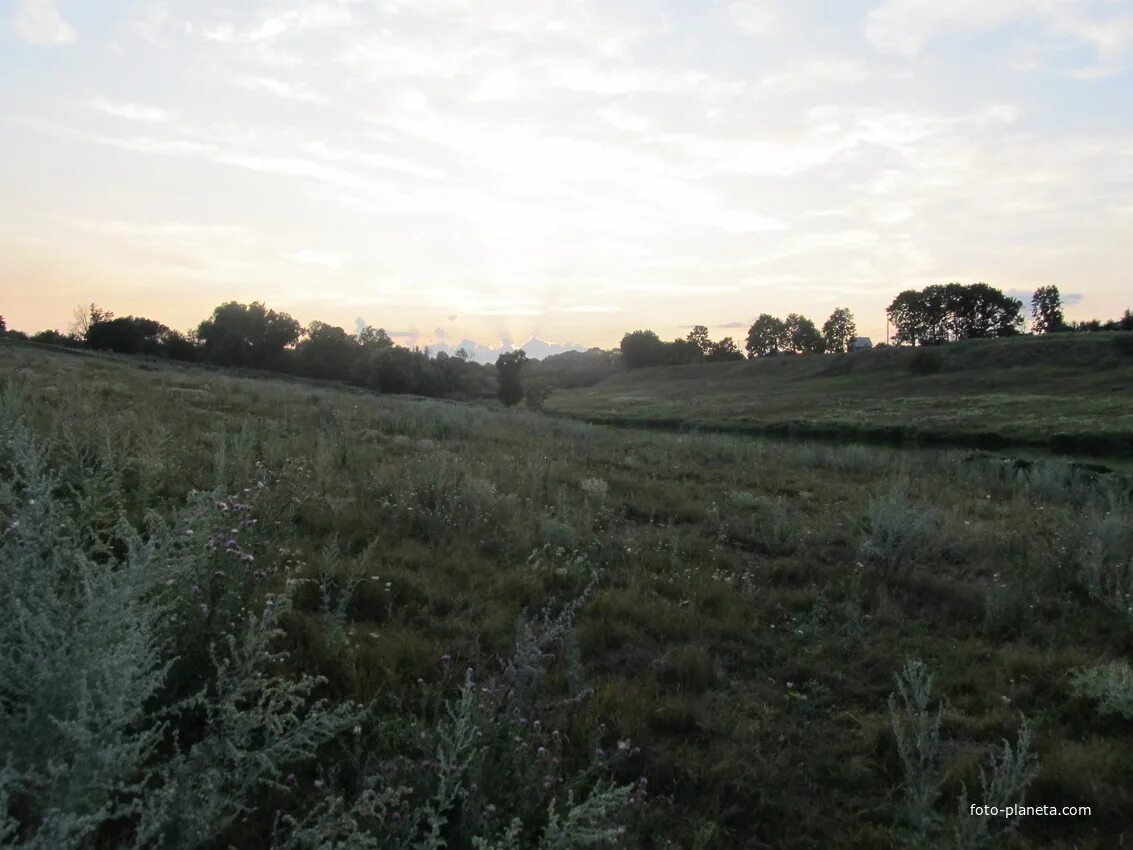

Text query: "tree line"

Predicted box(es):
[3, 301, 498, 401]
[1, 282, 1129, 400]
[617, 283, 1131, 369]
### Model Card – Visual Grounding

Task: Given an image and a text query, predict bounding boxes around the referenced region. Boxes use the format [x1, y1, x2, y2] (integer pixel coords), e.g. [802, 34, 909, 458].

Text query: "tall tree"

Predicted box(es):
[946, 283, 1022, 339]
[297, 321, 359, 380]
[783, 314, 825, 354]
[619, 330, 669, 368]
[87, 316, 171, 355]
[706, 337, 744, 362]
[70, 303, 114, 343]
[1031, 286, 1066, 334]
[686, 325, 711, 357]
[745, 314, 786, 357]
[887, 284, 1021, 345]
[496, 350, 527, 407]
[821, 307, 857, 353]
[196, 301, 302, 369]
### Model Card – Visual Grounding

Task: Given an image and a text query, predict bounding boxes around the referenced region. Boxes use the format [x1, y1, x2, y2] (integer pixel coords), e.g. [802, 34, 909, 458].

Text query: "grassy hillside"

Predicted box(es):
[2, 342, 1132, 848]
[546, 333, 1133, 456]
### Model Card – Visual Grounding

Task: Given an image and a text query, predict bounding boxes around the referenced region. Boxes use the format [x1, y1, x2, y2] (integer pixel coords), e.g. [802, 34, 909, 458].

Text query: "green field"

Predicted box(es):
[2, 341, 1132, 849]
[546, 334, 1133, 458]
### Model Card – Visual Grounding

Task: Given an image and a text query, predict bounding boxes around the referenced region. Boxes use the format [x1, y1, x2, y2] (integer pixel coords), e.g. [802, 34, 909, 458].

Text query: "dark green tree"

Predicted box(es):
[354, 324, 394, 349]
[667, 337, 704, 365]
[706, 337, 744, 362]
[946, 283, 1022, 339]
[496, 350, 527, 407]
[70, 303, 114, 342]
[297, 321, 359, 380]
[686, 325, 711, 358]
[619, 330, 669, 368]
[196, 301, 303, 369]
[87, 316, 171, 355]
[783, 314, 825, 354]
[745, 314, 786, 356]
[524, 379, 553, 411]
[822, 307, 857, 353]
[1031, 286, 1066, 334]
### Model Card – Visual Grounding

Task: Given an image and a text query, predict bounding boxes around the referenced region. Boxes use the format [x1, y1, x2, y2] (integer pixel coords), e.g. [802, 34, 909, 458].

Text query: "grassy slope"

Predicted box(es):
[546, 334, 1133, 455]
[4, 342, 1132, 848]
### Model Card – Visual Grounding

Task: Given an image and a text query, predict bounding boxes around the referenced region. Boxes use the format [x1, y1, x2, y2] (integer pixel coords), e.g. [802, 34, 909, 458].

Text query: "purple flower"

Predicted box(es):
[441, 654, 452, 665]
[595, 747, 606, 757]
[391, 811, 401, 822]
[285, 773, 296, 785]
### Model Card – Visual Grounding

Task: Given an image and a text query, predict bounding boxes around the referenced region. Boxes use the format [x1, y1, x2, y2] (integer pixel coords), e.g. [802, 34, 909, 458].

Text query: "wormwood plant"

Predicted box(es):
[0, 382, 634, 848]
[860, 480, 939, 581]
[888, 659, 945, 847]
[953, 720, 1039, 850]
[1071, 661, 1133, 720]
[888, 659, 1039, 850]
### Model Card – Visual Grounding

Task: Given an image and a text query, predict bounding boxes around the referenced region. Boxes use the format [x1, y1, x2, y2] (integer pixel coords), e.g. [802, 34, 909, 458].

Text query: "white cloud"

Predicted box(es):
[286, 250, 343, 270]
[865, 0, 1133, 59]
[728, 0, 778, 37]
[88, 98, 170, 123]
[12, 0, 75, 45]
[235, 75, 325, 104]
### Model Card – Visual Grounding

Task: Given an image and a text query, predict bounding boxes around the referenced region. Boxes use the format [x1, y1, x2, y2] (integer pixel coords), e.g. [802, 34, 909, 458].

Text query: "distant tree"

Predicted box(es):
[70, 303, 114, 342]
[783, 314, 825, 354]
[620, 330, 669, 369]
[355, 345, 422, 394]
[196, 301, 302, 369]
[163, 330, 199, 361]
[87, 316, 171, 356]
[745, 314, 786, 357]
[454, 347, 471, 361]
[686, 325, 711, 358]
[1031, 286, 1066, 334]
[946, 283, 1022, 339]
[706, 336, 744, 362]
[887, 283, 1021, 345]
[887, 290, 934, 346]
[667, 337, 704, 365]
[354, 324, 394, 349]
[496, 350, 527, 407]
[0, 315, 6, 336]
[525, 379, 553, 411]
[822, 307, 857, 353]
[31, 329, 81, 347]
[297, 321, 359, 380]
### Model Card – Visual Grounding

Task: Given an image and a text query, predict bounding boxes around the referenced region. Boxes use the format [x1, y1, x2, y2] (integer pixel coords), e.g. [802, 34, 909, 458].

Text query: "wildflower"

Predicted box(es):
[391, 812, 401, 822]
[441, 654, 452, 665]
[595, 747, 606, 757]
[285, 773, 296, 785]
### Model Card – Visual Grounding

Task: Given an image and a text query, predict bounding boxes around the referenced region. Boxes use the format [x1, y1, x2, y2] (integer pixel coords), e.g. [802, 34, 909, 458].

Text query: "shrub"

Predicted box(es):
[888, 659, 945, 846]
[859, 480, 940, 581]
[1070, 661, 1133, 719]
[953, 719, 1039, 849]
[909, 349, 944, 375]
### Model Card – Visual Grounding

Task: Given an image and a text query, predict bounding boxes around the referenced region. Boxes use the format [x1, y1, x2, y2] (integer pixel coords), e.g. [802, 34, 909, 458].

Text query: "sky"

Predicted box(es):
[2, 0, 1132, 358]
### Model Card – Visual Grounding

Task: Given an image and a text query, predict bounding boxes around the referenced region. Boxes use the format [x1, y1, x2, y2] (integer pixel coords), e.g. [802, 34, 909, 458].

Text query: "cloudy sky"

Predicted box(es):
[2, 0, 1132, 353]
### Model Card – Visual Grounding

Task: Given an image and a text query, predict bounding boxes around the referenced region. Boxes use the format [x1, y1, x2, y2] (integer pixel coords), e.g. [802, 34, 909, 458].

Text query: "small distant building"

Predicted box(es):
[849, 337, 872, 351]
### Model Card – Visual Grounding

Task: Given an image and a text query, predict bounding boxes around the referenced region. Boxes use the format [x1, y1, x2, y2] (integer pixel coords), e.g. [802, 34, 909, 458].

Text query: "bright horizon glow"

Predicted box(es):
[3, 0, 1132, 355]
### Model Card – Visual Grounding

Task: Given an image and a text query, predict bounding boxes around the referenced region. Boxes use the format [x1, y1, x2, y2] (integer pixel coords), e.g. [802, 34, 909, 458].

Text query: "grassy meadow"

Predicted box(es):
[545, 333, 1133, 458]
[2, 340, 1132, 849]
